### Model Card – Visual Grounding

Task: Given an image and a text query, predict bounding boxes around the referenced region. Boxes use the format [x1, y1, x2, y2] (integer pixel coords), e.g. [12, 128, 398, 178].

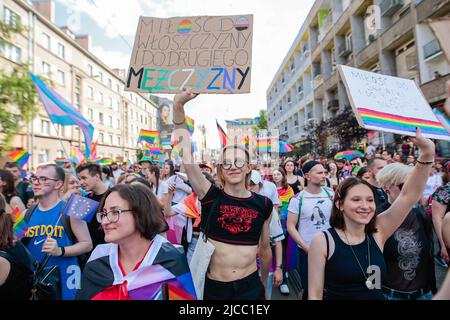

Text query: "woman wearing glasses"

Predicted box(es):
[308, 129, 435, 300]
[172, 88, 273, 300]
[77, 184, 196, 300]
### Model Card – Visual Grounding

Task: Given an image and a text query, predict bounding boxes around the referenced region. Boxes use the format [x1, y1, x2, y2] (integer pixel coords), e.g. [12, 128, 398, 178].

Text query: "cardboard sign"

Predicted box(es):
[125, 15, 253, 94]
[429, 17, 450, 65]
[338, 65, 450, 141]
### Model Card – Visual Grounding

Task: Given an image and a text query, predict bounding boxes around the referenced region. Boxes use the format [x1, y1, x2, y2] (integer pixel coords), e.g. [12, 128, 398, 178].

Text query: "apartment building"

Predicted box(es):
[267, 0, 450, 156]
[0, 0, 158, 168]
[226, 117, 260, 155]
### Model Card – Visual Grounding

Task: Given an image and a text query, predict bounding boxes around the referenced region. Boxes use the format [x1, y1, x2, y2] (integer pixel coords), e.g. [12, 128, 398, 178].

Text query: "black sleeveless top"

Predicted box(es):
[0, 241, 33, 300]
[324, 228, 386, 300]
[288, 177, 302, 195]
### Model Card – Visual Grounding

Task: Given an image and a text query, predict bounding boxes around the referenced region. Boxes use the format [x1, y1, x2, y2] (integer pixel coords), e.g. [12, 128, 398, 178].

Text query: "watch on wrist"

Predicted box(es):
[59, 246, 65, 257]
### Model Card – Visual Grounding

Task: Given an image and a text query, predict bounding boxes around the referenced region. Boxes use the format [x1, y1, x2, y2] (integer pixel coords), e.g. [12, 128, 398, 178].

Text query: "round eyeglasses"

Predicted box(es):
[220, 159, 248, 170]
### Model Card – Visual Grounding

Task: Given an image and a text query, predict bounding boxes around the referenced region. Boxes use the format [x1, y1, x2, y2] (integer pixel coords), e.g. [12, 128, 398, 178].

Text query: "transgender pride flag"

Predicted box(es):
[30, 73, 95, 158]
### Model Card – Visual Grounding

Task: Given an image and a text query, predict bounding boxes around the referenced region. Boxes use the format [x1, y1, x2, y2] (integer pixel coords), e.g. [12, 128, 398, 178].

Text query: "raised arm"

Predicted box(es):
[376, 128, 435, 244]
[172, 88, 211, 199]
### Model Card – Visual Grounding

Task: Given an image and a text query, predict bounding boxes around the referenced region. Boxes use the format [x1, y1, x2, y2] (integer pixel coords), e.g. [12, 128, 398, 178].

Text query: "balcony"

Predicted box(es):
[327, 99, 339, 112]
[416, 0, 450, 23]
[380, 0, 404, 17]
[313, 74, 323, 89]
[380, 9, 414, 50]
[355, 40, 378, 68]
[420, 73, 450, 103]
[423, 39, 442, 60]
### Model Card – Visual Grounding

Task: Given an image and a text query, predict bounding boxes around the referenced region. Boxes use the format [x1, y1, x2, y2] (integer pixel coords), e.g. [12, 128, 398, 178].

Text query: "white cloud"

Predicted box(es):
[58, 0, 315, 148]
[91, 46, 131, 70]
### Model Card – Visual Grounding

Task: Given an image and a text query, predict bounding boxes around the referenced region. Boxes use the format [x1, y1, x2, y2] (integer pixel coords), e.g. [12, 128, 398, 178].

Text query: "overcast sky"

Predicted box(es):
[55, 0, 315, 148]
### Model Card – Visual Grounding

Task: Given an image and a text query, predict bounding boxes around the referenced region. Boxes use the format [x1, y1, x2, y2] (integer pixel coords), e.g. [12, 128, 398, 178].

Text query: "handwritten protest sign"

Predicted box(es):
[338, 65, 450, 141]
[125, 15, 253, 94]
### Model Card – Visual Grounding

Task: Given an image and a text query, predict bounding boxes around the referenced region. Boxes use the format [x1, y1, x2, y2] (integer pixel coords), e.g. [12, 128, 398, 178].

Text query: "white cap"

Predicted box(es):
[250, 170, 262, 185]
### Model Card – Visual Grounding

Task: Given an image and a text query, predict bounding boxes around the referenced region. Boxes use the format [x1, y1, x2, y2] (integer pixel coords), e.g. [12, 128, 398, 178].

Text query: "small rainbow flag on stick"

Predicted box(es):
[185, 116, 195, 135]
[139, 130, 159, 145]
[11, 207, 28, 239]
[8, 149, 30, 167]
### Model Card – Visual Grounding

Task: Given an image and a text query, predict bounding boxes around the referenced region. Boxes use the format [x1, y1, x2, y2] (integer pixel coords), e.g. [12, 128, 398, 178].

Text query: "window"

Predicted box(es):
[115, 100, 120, 112]
[287, 94, 291, 103]
[88, 86, 93, 99]
[116, 119, 120, 129]
[57, 150, 64, 158]
[345, 32, 352, 51]
[42, 33, 51, 50]
[98, 72, 103, 83]
[38, 149, 49, 163]
[42, 62, 50, 76]
[41, 120, 50, 134]
[117, 137, 121, 145]
[108, 116, 113, 127]
[57, 70, 65, 86]
[74, 93, 80, 110]
[108, 79, 112, 88]
[109, 97, 113, 108]
[1, 43, 21, 63]
[109, 135, 113, 145]
[140, 115, 143, 123]
[88, 108, 93, 120]
[57, 43, 65, 59]
[56, 125, 65, 137]
[99, 112, 104, 124]
[290, 62, 295, 71]
[116, 84, 120, 93]
[99, 133, 104, 143]
[3, 7, 20, 28]
[98, 92, 104, 104]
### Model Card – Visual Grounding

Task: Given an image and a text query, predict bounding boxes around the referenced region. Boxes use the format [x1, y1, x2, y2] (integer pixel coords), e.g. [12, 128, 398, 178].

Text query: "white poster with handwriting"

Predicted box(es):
[338, 65, 450, 141]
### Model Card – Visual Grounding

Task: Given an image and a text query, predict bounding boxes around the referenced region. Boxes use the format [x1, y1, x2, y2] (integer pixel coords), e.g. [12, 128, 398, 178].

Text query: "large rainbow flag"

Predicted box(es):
[138, 130, 159, 145]
[185, 116, 195, 136]
[8, 149, 30, 167]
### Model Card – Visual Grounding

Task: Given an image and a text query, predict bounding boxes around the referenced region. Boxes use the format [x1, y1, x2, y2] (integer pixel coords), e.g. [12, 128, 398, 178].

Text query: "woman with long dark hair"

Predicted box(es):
[283, 160, 304, 195]
[308, 129, 435, 299]
[0, 170, 26, 213]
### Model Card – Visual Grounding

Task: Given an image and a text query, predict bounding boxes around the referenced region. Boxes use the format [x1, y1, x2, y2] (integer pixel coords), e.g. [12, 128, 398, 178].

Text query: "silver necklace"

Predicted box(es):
[343, 231, 374, 290]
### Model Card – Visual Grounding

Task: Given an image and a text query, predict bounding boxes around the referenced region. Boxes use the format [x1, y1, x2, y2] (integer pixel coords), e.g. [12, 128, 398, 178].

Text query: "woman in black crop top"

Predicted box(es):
[0, 196, 33, 300]
[283, 160, 303, 195]
[172, 88, 273, 300]
[308, 129, 435, 300]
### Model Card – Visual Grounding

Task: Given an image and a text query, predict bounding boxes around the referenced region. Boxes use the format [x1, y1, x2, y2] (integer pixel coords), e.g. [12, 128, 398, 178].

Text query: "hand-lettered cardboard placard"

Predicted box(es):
[338, 65, 450, 141]
[125, 15, 253, 94]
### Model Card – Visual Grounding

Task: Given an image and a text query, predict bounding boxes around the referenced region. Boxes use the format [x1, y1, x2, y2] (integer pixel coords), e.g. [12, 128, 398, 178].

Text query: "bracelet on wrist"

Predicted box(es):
[416, 159, 434, 165]
[59, 246, 65, 257]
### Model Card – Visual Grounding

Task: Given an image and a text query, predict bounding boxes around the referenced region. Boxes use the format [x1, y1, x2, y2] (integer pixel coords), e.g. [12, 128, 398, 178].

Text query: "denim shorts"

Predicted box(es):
[383, 287, 432, 300]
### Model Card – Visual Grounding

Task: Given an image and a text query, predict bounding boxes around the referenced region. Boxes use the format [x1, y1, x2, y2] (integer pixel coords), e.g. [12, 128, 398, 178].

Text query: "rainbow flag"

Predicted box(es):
[70, 146, 86, 164]
[11, 207, 28, 239]
[8, 149, 30, 167]
[96, 158, 113, 165]
[279, 141, 295, 153]
[434, 108, 450, 135]
[358, 108, 449, 138]
[256, 138, 271, 153]
[278, 186, 295, 223]
[243, 136, 249, 150]
[54, 158, 67, 166]
[90, 141, 98, 160]
[185, 116, 195, 135]
[216, 120, 228, 148]
[138, 130, 159, 145]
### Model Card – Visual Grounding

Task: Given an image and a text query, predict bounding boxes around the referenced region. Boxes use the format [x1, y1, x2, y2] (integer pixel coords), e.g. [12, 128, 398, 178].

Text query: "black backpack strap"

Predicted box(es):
[58, 201, 76, 244]
[24, 204, 38, 223]
[322, 231, 329, 261]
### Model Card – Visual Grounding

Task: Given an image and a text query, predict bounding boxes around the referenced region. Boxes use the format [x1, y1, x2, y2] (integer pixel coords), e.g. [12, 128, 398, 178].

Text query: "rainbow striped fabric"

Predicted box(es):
[434, 108, 450, 135]
[358, 108, 449, 138]
[11, 207, 28, 239]
[8, 149, 30, 167]
[70, 146, 86, 164]
[185, 116, 195, 135]
[279, 141, 295, 153]
[138, 130, 159, 145]
[277, 186, 295, 223]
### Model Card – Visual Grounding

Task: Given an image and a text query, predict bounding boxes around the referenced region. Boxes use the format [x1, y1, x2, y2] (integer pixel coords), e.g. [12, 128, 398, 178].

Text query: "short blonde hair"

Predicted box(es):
[376, 163, 413, 189]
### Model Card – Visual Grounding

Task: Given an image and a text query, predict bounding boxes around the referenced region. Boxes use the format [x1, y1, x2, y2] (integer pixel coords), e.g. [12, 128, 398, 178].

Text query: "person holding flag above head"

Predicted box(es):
[20, 164, 92, 300]
[172, 88, 273, 300]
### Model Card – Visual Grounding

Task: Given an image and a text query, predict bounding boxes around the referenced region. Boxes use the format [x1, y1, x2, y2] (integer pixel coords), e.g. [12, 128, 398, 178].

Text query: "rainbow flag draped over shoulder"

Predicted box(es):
[11, 207, 28, 239]
[76, 235, 196, 300]
[138, 130, 159, 145]
[8, 149, 29, 167]
[277, 186, 295, 223]
[185, 116, 195, 136]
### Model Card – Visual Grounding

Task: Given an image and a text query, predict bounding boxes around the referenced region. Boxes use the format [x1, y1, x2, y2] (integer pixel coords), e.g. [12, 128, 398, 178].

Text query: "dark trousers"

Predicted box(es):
[204, 271, 266, 300]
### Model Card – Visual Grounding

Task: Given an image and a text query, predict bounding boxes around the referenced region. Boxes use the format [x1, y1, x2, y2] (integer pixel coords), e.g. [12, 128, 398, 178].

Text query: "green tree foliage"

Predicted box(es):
[253, 109, 268, 131]
[0, 20, 38, 151]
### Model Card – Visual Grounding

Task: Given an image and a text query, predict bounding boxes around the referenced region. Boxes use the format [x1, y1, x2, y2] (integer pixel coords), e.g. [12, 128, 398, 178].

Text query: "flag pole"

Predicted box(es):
[50, 122, 71, 161]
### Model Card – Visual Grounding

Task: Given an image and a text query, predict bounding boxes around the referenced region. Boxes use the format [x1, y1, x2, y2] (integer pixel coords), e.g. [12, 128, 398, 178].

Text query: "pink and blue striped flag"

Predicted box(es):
[30, 72, 94, 158]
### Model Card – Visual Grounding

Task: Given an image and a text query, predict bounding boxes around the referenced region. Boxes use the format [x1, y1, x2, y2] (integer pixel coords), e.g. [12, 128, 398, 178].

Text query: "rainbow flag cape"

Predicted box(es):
[11, 207, 28, 239]
[77, 235, 196, 300]
[8, 149, 30, 167]
[185, 116, 195, 135]
[278, 186, 295, 223]
[138, 130, 159, 145]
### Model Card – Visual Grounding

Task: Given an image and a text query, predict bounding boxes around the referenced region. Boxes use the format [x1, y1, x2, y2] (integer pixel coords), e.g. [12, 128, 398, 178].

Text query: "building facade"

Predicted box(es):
[226, 117, 260, 155]
[0, 0, 158, 168]
[267, 0, 450, 156]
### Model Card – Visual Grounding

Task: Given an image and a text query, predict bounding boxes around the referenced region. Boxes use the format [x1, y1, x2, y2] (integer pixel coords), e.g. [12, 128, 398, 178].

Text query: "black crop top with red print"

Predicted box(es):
[200, 185, 273, 246]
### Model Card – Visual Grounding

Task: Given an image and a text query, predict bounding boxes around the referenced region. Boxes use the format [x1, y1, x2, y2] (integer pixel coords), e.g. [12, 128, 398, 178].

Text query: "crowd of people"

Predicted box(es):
[1, 89, 450, 300]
